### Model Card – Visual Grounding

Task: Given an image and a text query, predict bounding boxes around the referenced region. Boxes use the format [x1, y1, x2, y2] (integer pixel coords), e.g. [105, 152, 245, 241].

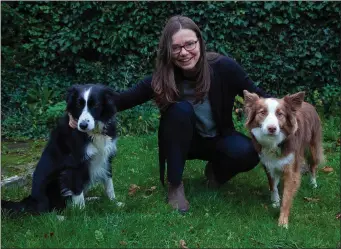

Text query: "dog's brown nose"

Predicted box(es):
[267, 125, 277, 134]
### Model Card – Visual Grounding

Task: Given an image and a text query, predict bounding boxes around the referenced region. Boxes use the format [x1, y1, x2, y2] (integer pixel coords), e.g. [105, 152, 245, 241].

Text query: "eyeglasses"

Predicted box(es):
[172, 40, 199, 54]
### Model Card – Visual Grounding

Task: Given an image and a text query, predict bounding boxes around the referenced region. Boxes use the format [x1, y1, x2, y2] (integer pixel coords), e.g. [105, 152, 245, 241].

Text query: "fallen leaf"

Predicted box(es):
[143, 186, 157, 198]
[119, 241, 127, 246]
[303, 197, 320, 202]
[149, 186, 157, 191]
[321, 166, 333, 173]
[179, 239, 188, 249]
[336, 212, 341, 220]
[128, 184, 140, 196]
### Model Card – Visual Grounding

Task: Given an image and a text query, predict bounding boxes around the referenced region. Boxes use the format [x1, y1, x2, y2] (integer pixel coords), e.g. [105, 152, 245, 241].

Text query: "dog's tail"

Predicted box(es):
[1, 196, 40, 216]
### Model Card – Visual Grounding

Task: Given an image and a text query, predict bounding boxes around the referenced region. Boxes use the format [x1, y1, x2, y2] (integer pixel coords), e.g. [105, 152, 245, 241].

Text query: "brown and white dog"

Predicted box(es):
[243, 90, 324, 228]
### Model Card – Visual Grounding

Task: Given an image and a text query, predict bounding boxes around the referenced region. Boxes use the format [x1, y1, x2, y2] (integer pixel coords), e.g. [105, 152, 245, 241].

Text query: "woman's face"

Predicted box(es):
[171, 29, 201, 71]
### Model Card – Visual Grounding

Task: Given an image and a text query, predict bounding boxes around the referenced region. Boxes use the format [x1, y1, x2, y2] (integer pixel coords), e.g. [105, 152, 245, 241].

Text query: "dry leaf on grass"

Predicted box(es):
[119, 241, 127, 245]
[321, 166, 334, 172]
[149, 186, 157, 191]
[303, 197, 320, 202]
[180, 239, 188, 249]
[128, 184, 140, 196]
[143, 186, 157, 198]
[336, 212, 341, 220]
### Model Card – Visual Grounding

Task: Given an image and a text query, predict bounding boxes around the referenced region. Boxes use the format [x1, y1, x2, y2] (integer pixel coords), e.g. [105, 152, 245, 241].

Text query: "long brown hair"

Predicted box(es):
[151, 15, 211, 109]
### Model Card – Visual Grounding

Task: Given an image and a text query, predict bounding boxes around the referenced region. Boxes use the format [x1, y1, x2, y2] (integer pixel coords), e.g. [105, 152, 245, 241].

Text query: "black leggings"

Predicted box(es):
[158, 101, 260, 186]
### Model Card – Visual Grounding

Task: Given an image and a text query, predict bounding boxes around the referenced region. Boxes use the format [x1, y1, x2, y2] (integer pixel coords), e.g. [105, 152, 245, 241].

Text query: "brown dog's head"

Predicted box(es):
[243, 90, 305, 137]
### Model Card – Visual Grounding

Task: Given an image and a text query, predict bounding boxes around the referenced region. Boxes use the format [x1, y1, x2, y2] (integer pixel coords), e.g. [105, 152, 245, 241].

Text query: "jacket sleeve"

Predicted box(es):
[115, 75, 154, 112]
[220, 56, 271, 98]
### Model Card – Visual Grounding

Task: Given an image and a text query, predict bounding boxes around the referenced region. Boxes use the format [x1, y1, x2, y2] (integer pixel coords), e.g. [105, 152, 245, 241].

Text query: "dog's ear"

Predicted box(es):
[65, 85, 80, 111]
[283, 91, 304, 134]
[243, 90, 259, 128]
[243, 90, 259, 107]
[243, 90, 259, 104]
[284, 91, 305, 112]
[244, 108, 257, 129]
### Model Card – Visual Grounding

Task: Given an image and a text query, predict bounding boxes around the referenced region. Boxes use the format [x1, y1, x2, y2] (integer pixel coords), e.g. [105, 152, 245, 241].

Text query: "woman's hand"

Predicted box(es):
[68, 113, 78, 129]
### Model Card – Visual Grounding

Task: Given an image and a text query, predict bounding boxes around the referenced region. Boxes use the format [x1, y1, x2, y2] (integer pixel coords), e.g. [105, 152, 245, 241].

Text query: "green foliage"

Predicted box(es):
[117, 103, 160, 136]
[1, 1, 340, 139]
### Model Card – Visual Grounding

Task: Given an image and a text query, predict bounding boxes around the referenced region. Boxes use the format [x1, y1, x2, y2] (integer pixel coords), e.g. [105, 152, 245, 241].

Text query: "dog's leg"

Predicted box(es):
[278, 164, 301, 229]
[104, 177, 124, 207]
[309, 165, 318, 188]
[263, 166, 280, 208]
[72, 192, 85, 209]
[308, 143, 321, 189]
[104, 177, 115, 200]
[271, 175, 281, 208]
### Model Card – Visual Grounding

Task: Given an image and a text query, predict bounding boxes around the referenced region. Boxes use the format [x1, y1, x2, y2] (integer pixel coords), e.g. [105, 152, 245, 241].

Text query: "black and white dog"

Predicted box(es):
[2, 84, 120, 215]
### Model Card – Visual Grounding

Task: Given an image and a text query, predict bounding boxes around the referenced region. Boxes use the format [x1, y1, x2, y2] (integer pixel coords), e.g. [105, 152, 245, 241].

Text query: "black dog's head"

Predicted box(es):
[66, 84, 119, 133]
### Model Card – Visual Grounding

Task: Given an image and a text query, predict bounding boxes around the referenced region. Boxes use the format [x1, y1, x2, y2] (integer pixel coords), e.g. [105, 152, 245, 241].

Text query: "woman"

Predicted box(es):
[69, 15, 269, 212]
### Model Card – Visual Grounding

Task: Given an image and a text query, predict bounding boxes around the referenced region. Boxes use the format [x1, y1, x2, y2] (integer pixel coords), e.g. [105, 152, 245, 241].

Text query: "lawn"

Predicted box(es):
[1, 116, 340, 248]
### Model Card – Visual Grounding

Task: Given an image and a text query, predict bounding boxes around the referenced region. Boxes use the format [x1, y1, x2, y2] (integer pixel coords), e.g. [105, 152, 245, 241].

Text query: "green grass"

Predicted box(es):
[1, 117, 340, 248]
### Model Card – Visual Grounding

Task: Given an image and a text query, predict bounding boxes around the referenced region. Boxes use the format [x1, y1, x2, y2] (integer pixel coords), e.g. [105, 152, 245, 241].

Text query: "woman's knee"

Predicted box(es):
[159, 101, 195, 143]
[217, 133, 260, 166]
[164, 101, 195, 121]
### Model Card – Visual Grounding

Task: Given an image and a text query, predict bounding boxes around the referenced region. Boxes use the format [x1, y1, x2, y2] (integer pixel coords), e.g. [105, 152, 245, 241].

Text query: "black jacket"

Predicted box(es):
[116, 55, 269, 136]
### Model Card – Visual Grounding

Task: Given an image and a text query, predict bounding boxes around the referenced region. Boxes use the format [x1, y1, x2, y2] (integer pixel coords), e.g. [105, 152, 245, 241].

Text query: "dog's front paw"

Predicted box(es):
[278, 215, 289, 229]
[272, 201, 280, 208]
[72, 193, 85, 209]
[271, 191, 280, 208]
[116, 201, 125, 208]
[310, 178, 318, 189]
[109, 198, 124, 208]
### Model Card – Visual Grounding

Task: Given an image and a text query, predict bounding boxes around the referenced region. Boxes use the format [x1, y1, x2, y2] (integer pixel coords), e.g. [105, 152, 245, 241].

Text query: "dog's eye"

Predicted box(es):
[276, 111, 284, 117]
[258, 110, 267, 116]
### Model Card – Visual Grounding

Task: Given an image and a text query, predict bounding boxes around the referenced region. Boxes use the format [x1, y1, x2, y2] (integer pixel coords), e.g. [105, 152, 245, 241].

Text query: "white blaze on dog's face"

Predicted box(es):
[243, 90, 305, 148]
[261, 98, 282, 136]
[78, 88, 95, 132]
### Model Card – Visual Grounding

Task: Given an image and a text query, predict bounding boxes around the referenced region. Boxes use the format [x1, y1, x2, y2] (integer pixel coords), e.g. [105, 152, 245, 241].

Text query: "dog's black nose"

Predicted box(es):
[79, 121, 88, 130]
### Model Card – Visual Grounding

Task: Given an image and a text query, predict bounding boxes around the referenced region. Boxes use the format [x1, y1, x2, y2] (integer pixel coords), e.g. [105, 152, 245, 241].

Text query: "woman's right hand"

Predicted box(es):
[68, 113, 78, 129]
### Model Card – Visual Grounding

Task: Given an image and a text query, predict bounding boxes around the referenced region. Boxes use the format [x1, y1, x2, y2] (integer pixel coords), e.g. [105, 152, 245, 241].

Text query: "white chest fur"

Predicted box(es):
[260, 151, 294, 177]
[251, 127, 294, 177]
[85, 134, 117, 183]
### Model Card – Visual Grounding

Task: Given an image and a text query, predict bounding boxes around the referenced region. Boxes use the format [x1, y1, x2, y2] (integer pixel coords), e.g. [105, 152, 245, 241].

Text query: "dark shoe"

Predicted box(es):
[205, 162, 221, 189]
[167, 182, 189, 213]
